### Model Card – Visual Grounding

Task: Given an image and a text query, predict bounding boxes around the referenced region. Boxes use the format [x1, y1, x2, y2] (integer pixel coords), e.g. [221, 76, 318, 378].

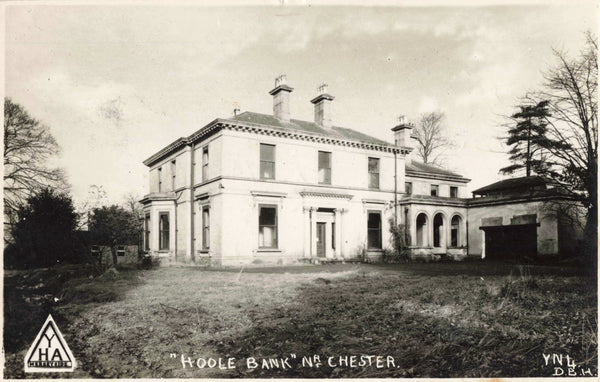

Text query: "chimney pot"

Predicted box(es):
[317, 83, 328, 95]
[275, 74, 287, 87]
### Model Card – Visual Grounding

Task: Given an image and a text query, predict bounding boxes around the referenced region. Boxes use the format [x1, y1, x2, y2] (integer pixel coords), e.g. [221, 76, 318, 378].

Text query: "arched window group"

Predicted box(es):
[414, 212, 463, 248]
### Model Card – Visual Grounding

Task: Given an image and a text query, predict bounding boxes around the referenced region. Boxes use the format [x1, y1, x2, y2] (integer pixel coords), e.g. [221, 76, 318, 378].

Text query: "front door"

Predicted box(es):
[316, 222, 326, 257]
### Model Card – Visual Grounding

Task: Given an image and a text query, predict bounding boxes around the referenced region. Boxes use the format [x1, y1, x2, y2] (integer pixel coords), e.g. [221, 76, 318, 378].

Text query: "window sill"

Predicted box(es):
[367, 248, 383, 252]
[257, 248, 281, 253]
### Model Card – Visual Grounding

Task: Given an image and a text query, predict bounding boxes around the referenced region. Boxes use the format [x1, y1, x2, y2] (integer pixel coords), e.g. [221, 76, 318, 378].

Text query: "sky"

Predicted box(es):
[4, 1, 598, 207]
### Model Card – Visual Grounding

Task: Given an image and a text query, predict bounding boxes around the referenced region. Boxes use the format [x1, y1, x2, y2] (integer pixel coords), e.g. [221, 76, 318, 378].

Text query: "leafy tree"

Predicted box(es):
[514, 32, 597, 265]
[413, 111, 450, 164]
[5, 188, 80, 269]
[4, 99, 68, 233]
[88, 205, 141, 266]
[500, 100, 552, 176]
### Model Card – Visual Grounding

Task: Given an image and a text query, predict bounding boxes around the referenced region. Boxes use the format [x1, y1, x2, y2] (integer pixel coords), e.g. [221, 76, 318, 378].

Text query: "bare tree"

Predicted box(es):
[122, 192, 144, 250]
[413, 111, 450, 164]
[122, 192, 143, 219]
[75, 185, 109, 230]
[4, 98, 68, 229]
[523, 31, 597, 263]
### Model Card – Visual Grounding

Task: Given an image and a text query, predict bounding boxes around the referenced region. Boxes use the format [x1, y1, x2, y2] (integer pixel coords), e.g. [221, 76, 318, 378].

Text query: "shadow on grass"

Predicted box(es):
[367, 260, 594, 277]
[212, 271, 597, 378]
[3, 263, 147, 379]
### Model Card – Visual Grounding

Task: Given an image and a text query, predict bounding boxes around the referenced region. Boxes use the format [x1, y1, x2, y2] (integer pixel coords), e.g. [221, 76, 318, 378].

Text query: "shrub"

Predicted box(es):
[386, 217, 409, 262]
[5, 188, 84, 269]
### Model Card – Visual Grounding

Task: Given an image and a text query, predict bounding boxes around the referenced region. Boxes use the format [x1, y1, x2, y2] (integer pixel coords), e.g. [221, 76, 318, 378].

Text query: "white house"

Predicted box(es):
[141, 76, 582, 266]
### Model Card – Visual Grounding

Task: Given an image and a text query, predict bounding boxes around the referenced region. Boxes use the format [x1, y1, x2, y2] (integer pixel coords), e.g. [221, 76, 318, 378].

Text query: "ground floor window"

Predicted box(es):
[259, 205, 278, 248]
[159, 212, 170, 250]
[202, 206, 210, 250]
[144, 214, 150, 251]
[433, 213, 444, 247]
[367, 211, 382, 249]
[416, 213, 428, 246]
[332, 222, 336, 250]
[451, 215, 461, 247]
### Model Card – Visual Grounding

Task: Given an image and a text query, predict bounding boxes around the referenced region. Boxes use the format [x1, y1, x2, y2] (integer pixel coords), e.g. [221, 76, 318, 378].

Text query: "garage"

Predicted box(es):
[480, 214, 539, 261]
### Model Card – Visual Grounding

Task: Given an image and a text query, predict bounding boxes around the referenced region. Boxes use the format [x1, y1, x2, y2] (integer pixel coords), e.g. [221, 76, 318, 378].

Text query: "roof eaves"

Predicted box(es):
[142, 137, 189, 167]
[221, 116, 400, 152]
[142, 119, 224, 167]
[188, 118, 223, 143]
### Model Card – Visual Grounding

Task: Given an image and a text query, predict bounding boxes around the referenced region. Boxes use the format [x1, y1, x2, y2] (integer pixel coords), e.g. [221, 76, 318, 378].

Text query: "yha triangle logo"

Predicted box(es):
[24, 314, 76, 373]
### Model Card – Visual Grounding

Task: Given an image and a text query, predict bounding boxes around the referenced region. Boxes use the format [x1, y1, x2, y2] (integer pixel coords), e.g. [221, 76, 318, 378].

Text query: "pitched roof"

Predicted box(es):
[231, 111, 391, 146]
[404, 160, 469, 182]
[472, 176, 547, 195]
[405, 160, 462, 177]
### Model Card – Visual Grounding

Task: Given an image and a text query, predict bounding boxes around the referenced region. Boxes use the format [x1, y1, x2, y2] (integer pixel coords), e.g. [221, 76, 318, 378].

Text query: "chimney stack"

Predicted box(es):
[269, 75, 294, 122]
[310, 83, 335, 128]
[391, 115, 415, 149]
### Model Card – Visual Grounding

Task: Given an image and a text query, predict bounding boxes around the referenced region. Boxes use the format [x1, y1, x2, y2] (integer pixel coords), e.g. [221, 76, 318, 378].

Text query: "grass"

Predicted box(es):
[3, 261, 597, 378]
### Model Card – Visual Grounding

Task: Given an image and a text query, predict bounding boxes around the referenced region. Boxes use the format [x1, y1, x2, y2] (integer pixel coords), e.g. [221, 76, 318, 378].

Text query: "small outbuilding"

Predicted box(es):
[467, 176, 585, 261]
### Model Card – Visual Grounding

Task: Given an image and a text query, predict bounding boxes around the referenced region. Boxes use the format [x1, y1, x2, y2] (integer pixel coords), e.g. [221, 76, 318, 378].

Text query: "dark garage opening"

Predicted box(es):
[482, 224, 538, 261]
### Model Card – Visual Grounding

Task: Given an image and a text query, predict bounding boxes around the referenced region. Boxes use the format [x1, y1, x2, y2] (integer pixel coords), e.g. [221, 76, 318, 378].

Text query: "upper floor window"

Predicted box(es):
[450, 186, 458, 198]
[258, 205, 278, 248]
[159, 212, 170, 250]
[431, 184, 439, 197]
[318, 151, 332, 184]
[260, 144, 276, 180]
[158, 167, 163, 192]
[171, 160, 176, 190]
[202, 146, 209, 181]
[368, 157, 380, 189]
[405, 182, 412, 195]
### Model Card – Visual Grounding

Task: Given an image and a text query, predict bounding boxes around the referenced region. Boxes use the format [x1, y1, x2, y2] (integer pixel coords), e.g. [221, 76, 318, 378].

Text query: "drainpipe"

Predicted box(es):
[309, 208, 313, 258]
[465, 220, 469, 255]
[174, 198, 177, 262]
[394, 150, 398, 227]
[190, 141, 195, 262]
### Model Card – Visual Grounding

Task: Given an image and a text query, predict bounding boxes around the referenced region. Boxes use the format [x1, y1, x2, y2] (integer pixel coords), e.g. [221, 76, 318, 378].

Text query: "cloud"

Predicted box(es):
[20, 69, 174, 204]
[98, 98, 125, 127]
[417, 96, 440, 114]
[6, 4, 597, 203]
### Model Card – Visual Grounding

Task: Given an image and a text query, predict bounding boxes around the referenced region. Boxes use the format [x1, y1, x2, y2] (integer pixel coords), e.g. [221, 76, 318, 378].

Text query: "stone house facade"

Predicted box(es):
[140, 76, 582, 266]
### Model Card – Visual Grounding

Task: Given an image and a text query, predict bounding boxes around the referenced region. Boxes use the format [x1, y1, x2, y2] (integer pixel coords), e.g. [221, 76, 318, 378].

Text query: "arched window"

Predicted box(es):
[451, 215, 461, 247]
[416, 213, 428, 247]
[433, 213, 444, 248]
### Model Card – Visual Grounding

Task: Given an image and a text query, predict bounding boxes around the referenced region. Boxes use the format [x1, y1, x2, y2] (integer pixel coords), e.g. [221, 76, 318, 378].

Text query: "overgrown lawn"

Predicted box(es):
[3, 262, 597, 378]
